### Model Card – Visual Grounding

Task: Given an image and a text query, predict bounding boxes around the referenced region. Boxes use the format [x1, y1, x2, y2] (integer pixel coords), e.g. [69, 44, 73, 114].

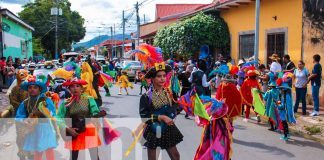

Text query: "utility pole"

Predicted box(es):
[136, 1, 140, 46]
[113, 24, 116, 58]
[143, 14, 146, 24]
[254, 0, 260, 62]
[110, 26, 113, 59]
[55, 0, 58, 59]
[122, 10, 125, 58]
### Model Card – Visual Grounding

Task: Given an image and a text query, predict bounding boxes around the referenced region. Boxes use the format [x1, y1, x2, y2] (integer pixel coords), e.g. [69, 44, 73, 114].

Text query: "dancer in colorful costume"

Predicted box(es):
[15, 75, 58, 160]
[116, 70, 133, 95]
[56, 78, 112, 160]
[5, 69, 31, 160]
[276, 77, 296, 141]
[263, 81, 281, 131]
[194, 97, 233, 160]
[130, 44, 183, 160]
[216, 66, 242, 122]
[81, 62, 98, 99]
[139, 70, 148, 95]
[240, 68, 262, 122]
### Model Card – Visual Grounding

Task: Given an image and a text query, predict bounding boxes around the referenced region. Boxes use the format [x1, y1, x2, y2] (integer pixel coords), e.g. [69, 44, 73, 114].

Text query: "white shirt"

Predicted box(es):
[115, 62, 121, 67]
[270, 62, 282, 73]
[294, 68, 309, 88]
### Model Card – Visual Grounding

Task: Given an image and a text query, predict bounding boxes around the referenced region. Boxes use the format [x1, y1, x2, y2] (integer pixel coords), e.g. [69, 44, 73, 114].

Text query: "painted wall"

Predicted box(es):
[220, 0, 303, 65]
[1, 16, 33, 60]
[302, 0, 324, 104]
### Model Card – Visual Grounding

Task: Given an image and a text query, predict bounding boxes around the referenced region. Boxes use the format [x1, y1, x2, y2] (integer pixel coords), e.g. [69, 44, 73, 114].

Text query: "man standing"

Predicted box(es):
[305, 54, 322, 116]
[282, 55, 296, 73]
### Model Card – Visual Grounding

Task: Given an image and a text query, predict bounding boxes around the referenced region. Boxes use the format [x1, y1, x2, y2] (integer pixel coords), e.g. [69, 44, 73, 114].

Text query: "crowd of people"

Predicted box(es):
[0, 43, 322, 160]
[0, 56, 37, 92]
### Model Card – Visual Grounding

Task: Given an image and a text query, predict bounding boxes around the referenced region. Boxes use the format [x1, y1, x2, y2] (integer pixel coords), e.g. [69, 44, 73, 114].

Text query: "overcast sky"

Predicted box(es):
[1, 0, 213, 42]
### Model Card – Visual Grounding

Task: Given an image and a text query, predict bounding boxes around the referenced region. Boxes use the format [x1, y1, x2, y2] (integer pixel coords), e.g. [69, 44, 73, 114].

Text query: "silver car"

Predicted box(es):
[121, 61, 142, 81]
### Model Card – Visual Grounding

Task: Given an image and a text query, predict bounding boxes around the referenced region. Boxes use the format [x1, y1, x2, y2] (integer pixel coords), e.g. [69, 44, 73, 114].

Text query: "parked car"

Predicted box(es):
[121, 61, 142, 81]
[33, 55, 45, 63]
[96, 55, 106, 64]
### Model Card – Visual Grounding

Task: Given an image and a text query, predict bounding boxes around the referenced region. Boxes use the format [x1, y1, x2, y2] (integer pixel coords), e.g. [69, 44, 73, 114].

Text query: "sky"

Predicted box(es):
[1, 0, 213, 42]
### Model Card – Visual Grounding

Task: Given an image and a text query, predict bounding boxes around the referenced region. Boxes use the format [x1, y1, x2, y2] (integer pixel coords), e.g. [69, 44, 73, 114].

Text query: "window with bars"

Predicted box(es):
[239, 34, 255, 59]
[267, 33, 285, 64]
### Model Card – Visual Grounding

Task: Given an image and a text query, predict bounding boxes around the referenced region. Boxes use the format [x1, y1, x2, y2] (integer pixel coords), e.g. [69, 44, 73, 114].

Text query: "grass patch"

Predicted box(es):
[305, 126, 322, 135]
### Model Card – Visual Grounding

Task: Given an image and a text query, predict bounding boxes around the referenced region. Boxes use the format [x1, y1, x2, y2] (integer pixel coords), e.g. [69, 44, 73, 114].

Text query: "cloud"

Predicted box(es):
[80, 0, 113, 8]
[1, 0, 32, 5]
[3, 0, 213, 42]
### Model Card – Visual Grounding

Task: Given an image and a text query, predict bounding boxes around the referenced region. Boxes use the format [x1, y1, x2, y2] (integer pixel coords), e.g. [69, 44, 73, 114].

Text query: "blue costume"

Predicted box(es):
[277, 81, 296, 140]
[264, 86, 281, 128]
[16, 95, 58, 152]
[278, 84, 296, 124]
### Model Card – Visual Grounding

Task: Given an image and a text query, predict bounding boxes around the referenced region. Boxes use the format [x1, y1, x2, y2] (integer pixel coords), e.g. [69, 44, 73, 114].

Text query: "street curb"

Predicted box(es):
[288, 126, 324, 144]
[259, 115, 324, 144]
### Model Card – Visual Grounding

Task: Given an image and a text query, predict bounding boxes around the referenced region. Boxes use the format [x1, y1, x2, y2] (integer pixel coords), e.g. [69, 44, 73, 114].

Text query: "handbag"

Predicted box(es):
[150, 105, 177, 133]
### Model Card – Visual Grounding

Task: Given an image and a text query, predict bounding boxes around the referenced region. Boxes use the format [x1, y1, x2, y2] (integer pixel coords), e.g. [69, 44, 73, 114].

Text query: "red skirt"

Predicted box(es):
[65, 123, 101, 151]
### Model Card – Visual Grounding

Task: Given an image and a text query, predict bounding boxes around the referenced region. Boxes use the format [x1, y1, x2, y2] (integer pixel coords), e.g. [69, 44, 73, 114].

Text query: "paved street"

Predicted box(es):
[1, 84, 324, 160]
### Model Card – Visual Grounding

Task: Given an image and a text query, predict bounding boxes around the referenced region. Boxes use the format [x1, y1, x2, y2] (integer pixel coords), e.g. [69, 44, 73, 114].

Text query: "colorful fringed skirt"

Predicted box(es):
[143, 124, 183, 149]
[195, 119, 233, 160]
[23, 122, 58, 152]
[65, 123, 101, 151]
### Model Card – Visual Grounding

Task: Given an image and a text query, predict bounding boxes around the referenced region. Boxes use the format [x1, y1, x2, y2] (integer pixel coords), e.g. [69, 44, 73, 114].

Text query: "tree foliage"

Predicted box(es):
[154, 13, 230, 58]
[19, 0, 86, 58]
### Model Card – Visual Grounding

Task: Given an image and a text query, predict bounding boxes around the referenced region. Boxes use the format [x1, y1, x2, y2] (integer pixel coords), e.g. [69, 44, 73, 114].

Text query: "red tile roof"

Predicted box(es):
[100, 40, 132, 47]
[155, 4, 206, 20]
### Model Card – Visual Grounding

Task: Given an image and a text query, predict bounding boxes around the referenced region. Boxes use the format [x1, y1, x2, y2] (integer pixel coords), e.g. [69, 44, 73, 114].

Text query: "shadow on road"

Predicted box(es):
[233, 125, 247, 130]
[233, 138, 295, 157]
[287, 136, 324, 150]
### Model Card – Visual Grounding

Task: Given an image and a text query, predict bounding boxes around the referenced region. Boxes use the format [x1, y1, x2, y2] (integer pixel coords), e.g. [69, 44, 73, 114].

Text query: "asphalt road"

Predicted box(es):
[0, 84, 324, 160]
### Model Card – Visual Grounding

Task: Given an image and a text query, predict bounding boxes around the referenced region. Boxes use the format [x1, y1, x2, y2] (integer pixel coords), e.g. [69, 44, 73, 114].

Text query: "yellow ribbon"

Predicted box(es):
[124, 123, 147, 157]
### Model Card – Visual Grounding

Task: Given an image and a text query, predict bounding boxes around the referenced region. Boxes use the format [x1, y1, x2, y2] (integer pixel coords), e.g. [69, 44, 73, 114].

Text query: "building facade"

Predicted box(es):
[191, 0, 323, 104]
[0, 9, 34, 60]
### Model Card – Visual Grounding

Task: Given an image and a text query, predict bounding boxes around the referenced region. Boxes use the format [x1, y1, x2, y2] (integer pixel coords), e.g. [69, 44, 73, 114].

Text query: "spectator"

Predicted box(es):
[293, 60, 310, 115]
[108, 61, 114, 71]
[13, 58, 22, 69]
[7, 56, 13, 62]
[115, 59, 121, 69]
[4, 60, 15, 87]
[28, 57, 33, 63]
[22, 58, 27, 65]
[283, 55, 296, 73]
[0, 57, 6, 86]
[215, 54, 223, 68]
[305, 54, 322, 116]
[269, 54, 282, 73]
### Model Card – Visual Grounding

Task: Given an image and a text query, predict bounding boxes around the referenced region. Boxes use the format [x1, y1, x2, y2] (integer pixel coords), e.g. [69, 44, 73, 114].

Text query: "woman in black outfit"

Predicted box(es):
[139, 63, 183, 160]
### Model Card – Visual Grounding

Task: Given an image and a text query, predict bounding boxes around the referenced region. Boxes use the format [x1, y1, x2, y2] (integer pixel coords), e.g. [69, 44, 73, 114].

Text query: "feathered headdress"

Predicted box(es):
[129, 43, 171, 78]
[129, 43, 163, 69]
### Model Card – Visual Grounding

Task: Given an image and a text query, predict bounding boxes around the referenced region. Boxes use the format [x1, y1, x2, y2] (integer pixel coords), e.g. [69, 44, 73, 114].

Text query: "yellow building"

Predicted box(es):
[196, 0, 324, 104]
[210, 0, 302, 65]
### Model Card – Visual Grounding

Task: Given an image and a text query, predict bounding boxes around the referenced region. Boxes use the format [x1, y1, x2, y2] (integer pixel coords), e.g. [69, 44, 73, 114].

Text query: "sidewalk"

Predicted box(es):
[290, 108, 324, 144]
[210, 91, 324, 144]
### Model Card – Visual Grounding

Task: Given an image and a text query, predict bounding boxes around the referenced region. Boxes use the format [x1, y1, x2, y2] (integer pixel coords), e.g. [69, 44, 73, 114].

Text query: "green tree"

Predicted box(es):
[154, 13, 230, 59]
[19, 0, 86, 58]
[32, 38, 44, 55]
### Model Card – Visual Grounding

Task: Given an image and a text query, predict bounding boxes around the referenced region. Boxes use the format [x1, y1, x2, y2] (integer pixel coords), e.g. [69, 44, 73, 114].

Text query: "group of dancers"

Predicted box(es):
[0, 43, 298, 160]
